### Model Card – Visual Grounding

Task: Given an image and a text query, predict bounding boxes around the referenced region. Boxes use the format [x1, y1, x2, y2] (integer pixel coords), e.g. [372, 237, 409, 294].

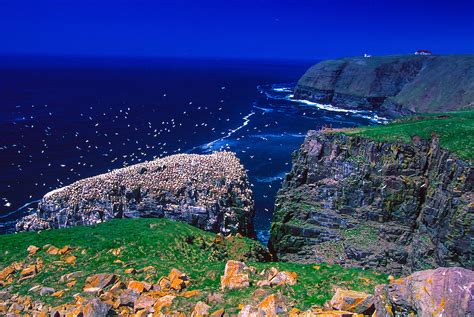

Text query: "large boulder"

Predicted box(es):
[374, 267, 474, 316]
[16, 152, 255, 236]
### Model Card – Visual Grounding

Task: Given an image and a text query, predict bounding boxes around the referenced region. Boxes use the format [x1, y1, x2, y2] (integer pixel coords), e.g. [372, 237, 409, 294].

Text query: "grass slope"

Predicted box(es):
[0, 218, 386, 311]
[342, 110, 474, 161]
[298, 54, 474, 113]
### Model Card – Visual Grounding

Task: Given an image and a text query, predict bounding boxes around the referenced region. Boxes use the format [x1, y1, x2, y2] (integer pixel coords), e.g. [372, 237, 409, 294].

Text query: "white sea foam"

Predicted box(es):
[290, 97, 366, 114]
[254, 172, 286, 183]
[253, 105, 274, 113]
[0, 199, 41, 219]
[355, 113, 389, 124]
[249, 133, 305, 139]
[191, 111, 255, 153]
[263, 86, 388, 122]
[272, 87, 293, 92]
[287, 96, 389, 123]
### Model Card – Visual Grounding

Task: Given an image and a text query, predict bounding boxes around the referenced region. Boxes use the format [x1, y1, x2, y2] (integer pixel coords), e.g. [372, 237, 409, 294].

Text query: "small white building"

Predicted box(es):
[415, 50, 432, 55]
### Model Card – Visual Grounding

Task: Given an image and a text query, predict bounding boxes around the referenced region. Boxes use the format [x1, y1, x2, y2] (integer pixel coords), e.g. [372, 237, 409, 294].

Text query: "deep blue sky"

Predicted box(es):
[1, 0, 473, 60]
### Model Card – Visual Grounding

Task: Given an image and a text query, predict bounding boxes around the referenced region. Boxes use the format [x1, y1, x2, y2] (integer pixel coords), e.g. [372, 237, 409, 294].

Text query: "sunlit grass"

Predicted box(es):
[342, 110, 474, 161]
[0, 218, 386, 310]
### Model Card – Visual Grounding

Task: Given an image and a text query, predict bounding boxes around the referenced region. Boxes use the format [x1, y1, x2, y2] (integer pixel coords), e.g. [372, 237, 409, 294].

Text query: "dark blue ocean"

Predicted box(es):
[0, 56, 384, 242]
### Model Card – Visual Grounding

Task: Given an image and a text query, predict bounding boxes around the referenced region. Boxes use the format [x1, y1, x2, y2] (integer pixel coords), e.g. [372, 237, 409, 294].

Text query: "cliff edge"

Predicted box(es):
[294, 55, 474, 116]
[16, 152, 256, 236]
[269, 112, 473, 275]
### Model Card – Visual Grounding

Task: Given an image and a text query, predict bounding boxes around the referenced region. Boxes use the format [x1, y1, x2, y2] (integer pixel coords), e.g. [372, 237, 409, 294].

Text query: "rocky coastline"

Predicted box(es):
[16, 152, 256, 237]
[293, 55, 474, 116]
[3, 54, 474, 316]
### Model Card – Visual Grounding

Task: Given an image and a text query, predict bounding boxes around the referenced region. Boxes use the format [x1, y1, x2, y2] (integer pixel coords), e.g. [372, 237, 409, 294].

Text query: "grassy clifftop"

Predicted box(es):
[0, 218, 386, 313]
[341, 110, 474, 161]
[295, 55, 474, 114]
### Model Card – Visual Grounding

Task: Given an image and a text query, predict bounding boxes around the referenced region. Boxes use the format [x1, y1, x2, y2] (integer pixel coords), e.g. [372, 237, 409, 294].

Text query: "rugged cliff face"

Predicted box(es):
[294, 55, 474, 116]
[16, 152, 256, 236]
[269, 131, 472, 275]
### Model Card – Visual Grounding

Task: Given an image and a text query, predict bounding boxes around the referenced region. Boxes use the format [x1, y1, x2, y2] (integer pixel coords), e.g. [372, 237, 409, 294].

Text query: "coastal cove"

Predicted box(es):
[0, 56, 383, 240]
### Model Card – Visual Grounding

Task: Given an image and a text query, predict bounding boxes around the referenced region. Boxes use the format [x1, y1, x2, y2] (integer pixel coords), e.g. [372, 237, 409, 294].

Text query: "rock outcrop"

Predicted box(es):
[16, 152, 255, 236]
[374, 267, 474, 317]
[294, 55, 474, 116]
[269, 130, 472, 275]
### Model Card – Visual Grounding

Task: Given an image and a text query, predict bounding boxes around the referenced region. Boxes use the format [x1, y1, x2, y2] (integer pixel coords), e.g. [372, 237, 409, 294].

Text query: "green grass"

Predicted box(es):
[341, 110, 474, 161]
[341, 225, 379, 247]
[0, 218, 386, 311]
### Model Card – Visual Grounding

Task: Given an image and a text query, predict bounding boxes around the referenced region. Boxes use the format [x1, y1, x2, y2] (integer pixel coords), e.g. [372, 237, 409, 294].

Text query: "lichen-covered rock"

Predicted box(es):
[221, 260, 252, 290]
[269, 131, 472, 275]
[191, 301, 211, 316]
[168, 268, 190, 291]
[127, 280, 151, 294]
[257, 294, 287, 315]
[256, 267, 298, 287]
[329, 289, 374, 314]
[83, 273, 118, 293]
[238, 294, 288, 316]
[26, 245, 39, 255]
[16, 152, 255, 236]
[374, 267, 474, 317]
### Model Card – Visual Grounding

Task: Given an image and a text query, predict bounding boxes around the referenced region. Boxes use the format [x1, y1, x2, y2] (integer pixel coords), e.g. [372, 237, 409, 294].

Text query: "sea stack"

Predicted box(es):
[16, 152, 256, 236]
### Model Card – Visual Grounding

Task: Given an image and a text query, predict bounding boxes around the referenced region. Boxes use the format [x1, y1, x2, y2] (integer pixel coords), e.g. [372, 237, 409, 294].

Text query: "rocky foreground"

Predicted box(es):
[270, 129, 472, 275]
[1, 248, 472, 316]
[294, 55, 474, 116]
[16, 152, 255, 236]
[0, 218, 389, 316]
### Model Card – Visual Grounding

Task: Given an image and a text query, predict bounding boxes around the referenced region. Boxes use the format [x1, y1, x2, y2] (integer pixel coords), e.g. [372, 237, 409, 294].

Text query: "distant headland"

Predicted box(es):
[294, 54, 474, 117]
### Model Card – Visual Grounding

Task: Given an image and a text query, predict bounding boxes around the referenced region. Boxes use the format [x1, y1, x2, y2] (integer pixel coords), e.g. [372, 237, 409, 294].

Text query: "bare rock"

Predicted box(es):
[39, 287, 55, 296]
[221, 260, 251, 290]
[83, 273, 118, 293]
[329, 288, 374, 314]
[374, 267, 474, 316]
[257, 294, 287, 315]
[82, 298, 111, 317]
[191, 301, 211, 316]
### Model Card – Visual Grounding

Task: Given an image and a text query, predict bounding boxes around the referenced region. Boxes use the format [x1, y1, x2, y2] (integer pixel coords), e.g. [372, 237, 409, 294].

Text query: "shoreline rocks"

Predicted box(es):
[16, 152, 256, 237]
[269, 130, 472, 275]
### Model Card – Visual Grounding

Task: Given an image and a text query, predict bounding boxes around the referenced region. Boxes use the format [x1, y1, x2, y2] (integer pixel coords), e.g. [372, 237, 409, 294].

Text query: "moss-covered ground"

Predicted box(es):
[0, 218, 387, 311]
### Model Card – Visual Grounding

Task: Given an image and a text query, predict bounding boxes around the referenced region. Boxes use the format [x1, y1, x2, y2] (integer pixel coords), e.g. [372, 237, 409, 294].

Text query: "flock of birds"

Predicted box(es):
[0, 86, 294, 215]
